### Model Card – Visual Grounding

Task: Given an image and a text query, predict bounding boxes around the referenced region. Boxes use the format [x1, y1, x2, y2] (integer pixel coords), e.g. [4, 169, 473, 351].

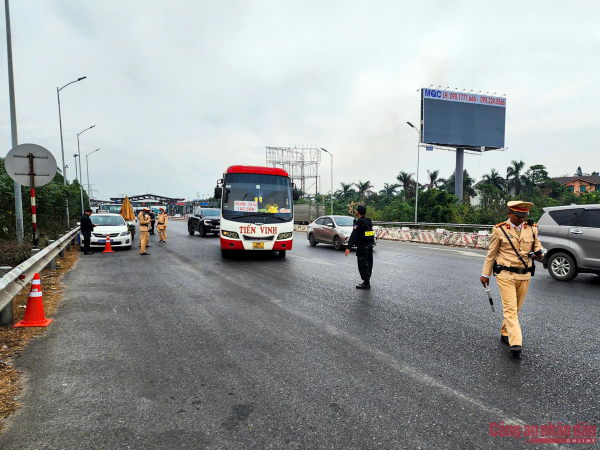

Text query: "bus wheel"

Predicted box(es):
[278, 250, 286, 258]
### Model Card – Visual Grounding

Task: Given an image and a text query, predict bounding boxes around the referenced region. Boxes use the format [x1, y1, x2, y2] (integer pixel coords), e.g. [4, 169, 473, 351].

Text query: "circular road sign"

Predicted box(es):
[5, 144, 57, 187]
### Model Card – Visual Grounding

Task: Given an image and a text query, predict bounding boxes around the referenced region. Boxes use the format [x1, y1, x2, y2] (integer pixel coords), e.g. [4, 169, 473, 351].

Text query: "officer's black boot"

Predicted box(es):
[510, 345, 522, 354]
[356, 280, 371, 289]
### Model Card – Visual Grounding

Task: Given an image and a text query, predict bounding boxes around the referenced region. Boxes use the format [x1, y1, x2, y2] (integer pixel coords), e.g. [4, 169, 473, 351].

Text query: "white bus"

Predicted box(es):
[215, 165, 299, 258]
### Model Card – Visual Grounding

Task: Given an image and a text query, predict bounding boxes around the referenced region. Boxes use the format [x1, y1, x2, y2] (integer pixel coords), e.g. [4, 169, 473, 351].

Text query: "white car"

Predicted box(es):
[174, 213, 182, 218]
[89, 213, 132, 250]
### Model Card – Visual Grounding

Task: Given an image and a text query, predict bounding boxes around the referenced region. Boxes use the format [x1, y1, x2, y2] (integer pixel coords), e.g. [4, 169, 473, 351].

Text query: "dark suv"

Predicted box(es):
[188, 208, 221, 237]
[537, 204, 600, 281]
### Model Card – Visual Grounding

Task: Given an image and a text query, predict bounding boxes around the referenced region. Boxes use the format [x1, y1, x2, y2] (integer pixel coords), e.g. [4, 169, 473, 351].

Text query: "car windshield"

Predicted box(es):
[202, 210, 220, 217]
[222, 173, 293, 224]
[92, 215, 126, 226]
[103, 205, 123, 214]
[334, 217, 354, 226]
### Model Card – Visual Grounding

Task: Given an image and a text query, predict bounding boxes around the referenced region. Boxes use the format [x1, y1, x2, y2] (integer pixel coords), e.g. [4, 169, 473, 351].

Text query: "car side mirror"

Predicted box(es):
[214, 187, 222, 199]
[293, 189, 299, 201]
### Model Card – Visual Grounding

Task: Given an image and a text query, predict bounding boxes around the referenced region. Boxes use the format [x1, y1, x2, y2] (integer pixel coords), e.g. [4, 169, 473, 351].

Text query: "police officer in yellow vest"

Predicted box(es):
[138, 207, 151, 255]
[157, 208, 168, 243]
[481, 201, 545, 354]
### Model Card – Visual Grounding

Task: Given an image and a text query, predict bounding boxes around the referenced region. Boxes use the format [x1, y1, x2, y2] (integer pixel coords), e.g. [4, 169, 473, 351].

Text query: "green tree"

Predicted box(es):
[396, 171, 415, 199]
[354, 180, 374, 203]
[425, 170, 446, 190]
[481, 168, 507, 190]
[506, 160, 525, 195]
[442, 170, 476, 200]
[379, 183, 400, 196]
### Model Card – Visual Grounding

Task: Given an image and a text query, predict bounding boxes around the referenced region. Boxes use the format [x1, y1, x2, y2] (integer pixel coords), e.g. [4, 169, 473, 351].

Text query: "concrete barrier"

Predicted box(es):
[376, 227, 491, 250]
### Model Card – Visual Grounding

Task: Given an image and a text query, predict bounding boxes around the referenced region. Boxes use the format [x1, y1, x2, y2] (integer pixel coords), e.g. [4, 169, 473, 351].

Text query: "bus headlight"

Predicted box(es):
[222, 230, 240, 239]
[277, 232, 293, 240]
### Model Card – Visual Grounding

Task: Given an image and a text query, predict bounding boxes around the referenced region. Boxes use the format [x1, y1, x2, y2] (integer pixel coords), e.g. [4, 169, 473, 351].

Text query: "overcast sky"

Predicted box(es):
[1, 1, 598, 201]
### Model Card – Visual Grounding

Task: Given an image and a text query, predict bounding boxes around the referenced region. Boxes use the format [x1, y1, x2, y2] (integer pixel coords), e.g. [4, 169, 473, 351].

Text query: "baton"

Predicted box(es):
[484, 288, 495, 312]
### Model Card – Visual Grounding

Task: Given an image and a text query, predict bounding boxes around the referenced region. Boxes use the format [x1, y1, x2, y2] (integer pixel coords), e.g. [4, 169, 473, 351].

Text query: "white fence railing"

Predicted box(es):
[0, 227, 80, 326]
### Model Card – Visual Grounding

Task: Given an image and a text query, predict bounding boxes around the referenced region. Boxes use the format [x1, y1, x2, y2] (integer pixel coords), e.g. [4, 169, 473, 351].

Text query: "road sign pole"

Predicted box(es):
[4, 0, 24, 244]
[28, 154, 38, 246]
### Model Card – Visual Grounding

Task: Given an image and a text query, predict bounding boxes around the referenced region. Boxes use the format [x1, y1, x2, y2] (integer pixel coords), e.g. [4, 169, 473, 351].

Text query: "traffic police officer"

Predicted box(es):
[157, 207, 168, 243]
[345, 204, 375, 289]
[138, 207, 151, 255]
[480, 201, 545, 354]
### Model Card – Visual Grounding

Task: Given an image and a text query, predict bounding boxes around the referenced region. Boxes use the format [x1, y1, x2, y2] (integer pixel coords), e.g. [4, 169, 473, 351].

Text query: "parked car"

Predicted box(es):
[87, 213, 132, 250]
[306, 215, 377, 250]
[174, 213, 182, 218]
[188, 208, 221, 237]
[537, 204, 600, 281]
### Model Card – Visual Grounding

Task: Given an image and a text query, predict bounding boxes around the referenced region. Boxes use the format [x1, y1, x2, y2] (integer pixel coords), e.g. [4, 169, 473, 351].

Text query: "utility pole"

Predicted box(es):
[4, 0, 23, 243]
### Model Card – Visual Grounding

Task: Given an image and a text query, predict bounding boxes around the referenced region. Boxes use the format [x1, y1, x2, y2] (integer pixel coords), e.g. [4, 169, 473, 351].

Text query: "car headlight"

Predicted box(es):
[119, 231, 129, 236]
[277, 232, 293, 240]
[204, 220, 211, 225]
[222, 230, 240, 239]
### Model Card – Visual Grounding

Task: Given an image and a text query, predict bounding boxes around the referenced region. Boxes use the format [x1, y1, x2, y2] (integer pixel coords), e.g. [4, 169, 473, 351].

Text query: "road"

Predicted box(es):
[1, 220, 598, 449]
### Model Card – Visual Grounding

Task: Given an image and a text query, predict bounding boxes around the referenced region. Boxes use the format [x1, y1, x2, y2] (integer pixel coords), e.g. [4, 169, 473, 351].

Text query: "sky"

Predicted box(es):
[1, 0, 599, 201]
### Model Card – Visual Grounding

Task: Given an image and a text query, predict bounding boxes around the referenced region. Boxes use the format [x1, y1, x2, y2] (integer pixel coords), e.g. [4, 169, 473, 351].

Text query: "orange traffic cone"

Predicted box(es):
[14, 273, 53, 327]
[103, 233, 114, 253]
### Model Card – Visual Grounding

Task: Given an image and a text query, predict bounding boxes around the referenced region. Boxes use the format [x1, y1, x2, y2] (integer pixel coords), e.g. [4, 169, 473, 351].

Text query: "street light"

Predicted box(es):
[407, 121, 421, 223]
[86, 148, 100, 198]
[73, 154, 80, 183]
[77, 125, 96, 214]
[320, 148, 333, 215]
[57, 76, 86, 226]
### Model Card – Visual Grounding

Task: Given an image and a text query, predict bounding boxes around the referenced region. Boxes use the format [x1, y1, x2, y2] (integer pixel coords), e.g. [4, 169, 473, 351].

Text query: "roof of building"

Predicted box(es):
[552, 176, 600, 185]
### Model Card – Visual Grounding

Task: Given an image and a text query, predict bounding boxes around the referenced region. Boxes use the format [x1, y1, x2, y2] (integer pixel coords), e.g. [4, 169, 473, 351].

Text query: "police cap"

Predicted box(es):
[507, 200, 533, 218]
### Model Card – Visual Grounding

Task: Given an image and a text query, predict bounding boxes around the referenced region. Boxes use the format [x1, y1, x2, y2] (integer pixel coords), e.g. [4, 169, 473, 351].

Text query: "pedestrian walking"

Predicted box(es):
[138, 207, 152, 255]
[80, 208, 97, 255]
[157, 208, 168, 243]
[480, 201, 545, 354]
[345, 204, 375, 289]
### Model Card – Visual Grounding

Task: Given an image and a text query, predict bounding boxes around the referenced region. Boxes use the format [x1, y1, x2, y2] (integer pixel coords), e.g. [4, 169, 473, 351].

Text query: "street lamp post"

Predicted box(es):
[77, 125, 95, 214]
[86, 148, 100, 198]
[57, 76, 86, 227]
[407, 122, 421, 223]
[73, 154, 79, 184]
[320, 148, 333, 215]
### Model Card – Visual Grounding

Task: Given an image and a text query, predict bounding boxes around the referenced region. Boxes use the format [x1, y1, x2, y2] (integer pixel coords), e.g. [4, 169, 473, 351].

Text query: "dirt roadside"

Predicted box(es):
[0, 244, 80, 431]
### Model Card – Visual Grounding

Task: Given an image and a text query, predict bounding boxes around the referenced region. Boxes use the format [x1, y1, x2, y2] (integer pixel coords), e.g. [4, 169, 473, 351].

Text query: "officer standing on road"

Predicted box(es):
[345, 204, 375, 289]
[157, 207, 168, 243]
[80, 208, 97, 255]
[149, 210, 156, 235]
[481, 201, 545, 355]
[138, 207, 151, 256]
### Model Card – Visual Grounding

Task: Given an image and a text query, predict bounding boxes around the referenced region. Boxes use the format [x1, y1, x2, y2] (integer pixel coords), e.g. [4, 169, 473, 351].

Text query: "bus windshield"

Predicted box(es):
[222, 173, 293, 223]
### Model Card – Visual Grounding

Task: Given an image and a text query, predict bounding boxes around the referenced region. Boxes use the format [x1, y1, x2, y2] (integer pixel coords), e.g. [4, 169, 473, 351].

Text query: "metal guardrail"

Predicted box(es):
[372, 221, 494, 230]
[0, 226, 80, 326]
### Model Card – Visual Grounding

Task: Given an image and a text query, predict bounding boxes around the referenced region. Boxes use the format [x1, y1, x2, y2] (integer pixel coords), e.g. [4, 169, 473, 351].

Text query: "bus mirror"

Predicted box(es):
[293, 189, 300, 201]
[214, 187, 222, 199]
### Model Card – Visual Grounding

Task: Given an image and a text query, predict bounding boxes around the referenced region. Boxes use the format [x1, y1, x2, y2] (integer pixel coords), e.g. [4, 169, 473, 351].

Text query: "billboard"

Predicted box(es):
[421, 88, 506, 150]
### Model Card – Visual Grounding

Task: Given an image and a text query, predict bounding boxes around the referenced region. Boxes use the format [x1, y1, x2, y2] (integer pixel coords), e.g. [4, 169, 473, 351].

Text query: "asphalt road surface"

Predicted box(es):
[1, 221, 598, 449]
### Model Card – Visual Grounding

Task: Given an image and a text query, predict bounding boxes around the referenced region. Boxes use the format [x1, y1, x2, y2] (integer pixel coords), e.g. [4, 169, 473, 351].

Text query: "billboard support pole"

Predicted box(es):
[455, 148, 464, 201]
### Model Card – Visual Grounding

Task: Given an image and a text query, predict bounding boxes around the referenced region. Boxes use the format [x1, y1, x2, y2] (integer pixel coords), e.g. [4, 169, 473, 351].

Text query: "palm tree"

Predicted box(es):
[396, 171, 415, 199]
[425, 169, 446, 190]
[379, 183, 400, 196]
[354, 180, 374, 203]
[506, 160, 525, 195]
[442, 170, 476, 200]
[481, 168, 507, 190]
[335, 182, 355, 200]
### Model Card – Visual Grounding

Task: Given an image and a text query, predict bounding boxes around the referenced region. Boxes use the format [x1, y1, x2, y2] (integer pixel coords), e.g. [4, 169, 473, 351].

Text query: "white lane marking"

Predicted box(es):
[419, 246, 485, 258]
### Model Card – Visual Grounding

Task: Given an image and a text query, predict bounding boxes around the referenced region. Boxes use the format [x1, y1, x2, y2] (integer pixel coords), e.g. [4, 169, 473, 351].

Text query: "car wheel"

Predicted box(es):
[548, 252, 578, 281]
[188, 222, 195, 235]
[200, 224, 207, 237]
[278, 250, 286, 258]
[309, 233, 317, 247]
[221, 249, 230, 259]
[333, 236, 343, 251]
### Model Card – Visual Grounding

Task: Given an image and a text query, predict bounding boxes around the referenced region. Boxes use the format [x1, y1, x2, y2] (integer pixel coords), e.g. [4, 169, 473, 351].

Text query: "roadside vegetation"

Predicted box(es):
[297, 161, 600, 224]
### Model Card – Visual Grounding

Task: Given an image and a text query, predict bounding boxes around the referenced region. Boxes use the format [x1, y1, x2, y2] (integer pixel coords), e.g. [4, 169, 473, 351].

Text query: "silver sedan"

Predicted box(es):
[306, 215, 377, 250]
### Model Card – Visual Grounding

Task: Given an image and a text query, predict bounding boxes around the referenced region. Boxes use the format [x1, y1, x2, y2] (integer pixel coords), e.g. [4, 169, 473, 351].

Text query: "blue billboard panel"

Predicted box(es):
[421, 89, 506, 150]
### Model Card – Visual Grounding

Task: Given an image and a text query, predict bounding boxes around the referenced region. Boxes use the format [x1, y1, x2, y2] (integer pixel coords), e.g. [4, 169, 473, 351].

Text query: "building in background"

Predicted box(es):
[552, 173, 600, 195]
